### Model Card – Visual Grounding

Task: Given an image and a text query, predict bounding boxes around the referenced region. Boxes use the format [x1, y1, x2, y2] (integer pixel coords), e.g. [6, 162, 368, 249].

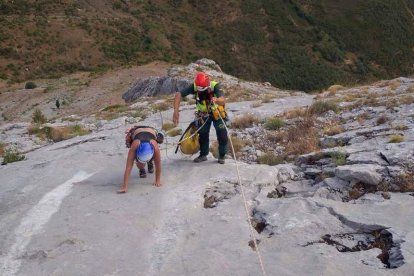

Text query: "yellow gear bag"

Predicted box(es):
[179, 126, 200, 155]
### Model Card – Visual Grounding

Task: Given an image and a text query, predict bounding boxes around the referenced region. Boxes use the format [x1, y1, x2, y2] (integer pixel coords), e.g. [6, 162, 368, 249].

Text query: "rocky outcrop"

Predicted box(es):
[122, 58, 289, 102]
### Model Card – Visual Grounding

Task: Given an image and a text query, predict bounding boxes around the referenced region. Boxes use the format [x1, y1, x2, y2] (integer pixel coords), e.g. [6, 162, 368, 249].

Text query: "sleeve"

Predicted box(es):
[180, 84, 194, 98]
[213, 83, 224, 98]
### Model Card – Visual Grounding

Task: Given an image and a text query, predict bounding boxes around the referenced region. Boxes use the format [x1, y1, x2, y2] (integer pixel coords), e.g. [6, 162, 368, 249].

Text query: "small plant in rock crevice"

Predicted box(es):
[2, 149, 25, 165]
[330, 151, 347, 166]
[388, 135, 404, 143]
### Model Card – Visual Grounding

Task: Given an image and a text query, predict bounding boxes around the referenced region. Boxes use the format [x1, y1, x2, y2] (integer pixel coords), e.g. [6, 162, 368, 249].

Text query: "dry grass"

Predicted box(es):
[210, 135, 246, 158]
[328, 84, 345, 93]
[153, 101, 171, 112]
[257, 153, 285, 165]
[388, 135, 404, 143]
[284, 108, 308, 119]
[399, 95, 414, 105]
[162, 121, 176, 131]
[407, 84, 414, 93]
[28, 125, 90, 142]
[284, 116, 320, 155]
[309, 100, 338, 115]
[342, 94, 358, 102]
[394, 171, 414, 192]
[231, 113, 259, 129]
[323, 125, 344, 136]
[393, 124, 408, 131]
[376, 114, 389, 125]
[389, 80, 401, 90]
[385, 98, 400, 109]
[261, 94, 275, 103]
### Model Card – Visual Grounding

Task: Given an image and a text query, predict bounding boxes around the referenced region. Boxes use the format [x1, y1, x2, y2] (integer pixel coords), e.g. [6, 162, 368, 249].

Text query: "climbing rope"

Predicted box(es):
[159, 107, 267, 275]
[215, 107, 267, 276]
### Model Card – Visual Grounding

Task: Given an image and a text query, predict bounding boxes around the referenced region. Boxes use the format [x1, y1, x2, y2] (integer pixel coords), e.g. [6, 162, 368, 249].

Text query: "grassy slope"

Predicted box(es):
[0, 0, 413, 91]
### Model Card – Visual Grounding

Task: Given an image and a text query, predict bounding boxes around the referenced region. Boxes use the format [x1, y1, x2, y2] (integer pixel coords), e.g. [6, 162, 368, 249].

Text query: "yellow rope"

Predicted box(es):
[159, 106, 267, 274]
[216, 108, 267, 276]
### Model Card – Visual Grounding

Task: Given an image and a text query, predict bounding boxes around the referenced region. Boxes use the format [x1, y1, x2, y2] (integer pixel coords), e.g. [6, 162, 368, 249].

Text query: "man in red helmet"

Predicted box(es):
[173, 72, 228, 164]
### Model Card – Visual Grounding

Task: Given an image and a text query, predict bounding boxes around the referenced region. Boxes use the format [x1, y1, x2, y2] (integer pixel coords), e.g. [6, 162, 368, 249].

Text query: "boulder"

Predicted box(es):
[335, 164, 383, 185]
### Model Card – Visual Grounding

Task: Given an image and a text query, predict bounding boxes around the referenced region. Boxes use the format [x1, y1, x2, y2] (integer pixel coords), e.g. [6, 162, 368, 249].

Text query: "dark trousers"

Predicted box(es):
[199, 115, 228, 157]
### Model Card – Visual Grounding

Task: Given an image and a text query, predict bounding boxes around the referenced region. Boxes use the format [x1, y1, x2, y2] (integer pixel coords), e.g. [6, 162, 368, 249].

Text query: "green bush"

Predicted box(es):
[32, 108, 47, 124]
[2, 149, 25, 165]
[25, 81, 37, 89]
[265, 117, 285, 130]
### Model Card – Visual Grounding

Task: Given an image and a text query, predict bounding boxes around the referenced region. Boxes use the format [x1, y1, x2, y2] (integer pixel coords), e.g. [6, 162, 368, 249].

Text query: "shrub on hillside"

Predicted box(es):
[32, 108, 47, 124]
[264, 117, 284, 130]
[284, 116, 319, 155]
[25, 81, 37, 89]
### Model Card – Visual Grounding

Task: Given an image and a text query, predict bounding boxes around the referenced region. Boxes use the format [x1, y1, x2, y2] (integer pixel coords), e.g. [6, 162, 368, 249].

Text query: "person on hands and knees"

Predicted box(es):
[118, 127, 162, 193]
[173, 72, 228, 164]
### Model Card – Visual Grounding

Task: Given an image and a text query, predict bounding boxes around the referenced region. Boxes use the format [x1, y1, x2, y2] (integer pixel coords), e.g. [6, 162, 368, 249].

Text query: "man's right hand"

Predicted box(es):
[173, 110, 179, 125]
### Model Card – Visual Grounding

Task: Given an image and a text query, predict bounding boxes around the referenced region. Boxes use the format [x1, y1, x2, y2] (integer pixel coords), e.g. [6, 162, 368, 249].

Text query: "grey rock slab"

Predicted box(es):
[347, 151, 389, 165]
[380, 142, 414, 166]
[335, 164, 383, 185]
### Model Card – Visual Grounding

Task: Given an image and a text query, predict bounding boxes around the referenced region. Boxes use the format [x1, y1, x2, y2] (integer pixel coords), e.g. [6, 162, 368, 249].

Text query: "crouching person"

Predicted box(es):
[118, 126, 163, 193]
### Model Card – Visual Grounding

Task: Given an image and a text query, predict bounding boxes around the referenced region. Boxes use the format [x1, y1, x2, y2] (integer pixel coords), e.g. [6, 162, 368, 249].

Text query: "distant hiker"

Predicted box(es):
[118, 126, 164, 193]
[55, 99, 60, 109]
[173, 72, 228, 164]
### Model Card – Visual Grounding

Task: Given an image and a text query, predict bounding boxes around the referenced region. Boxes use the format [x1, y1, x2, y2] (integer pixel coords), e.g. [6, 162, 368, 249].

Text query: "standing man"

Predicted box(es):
[173, 72, 228, 164]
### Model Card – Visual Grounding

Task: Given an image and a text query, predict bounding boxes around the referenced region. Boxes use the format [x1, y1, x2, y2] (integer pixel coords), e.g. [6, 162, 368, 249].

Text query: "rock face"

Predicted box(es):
[121, 58, 289, 102]
[122, 76, 191, 102]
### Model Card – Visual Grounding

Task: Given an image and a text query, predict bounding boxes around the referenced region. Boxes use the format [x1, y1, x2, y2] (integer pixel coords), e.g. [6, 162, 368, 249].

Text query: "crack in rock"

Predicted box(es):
[303, 229, 404, 269]
[203, 179, 239, 208]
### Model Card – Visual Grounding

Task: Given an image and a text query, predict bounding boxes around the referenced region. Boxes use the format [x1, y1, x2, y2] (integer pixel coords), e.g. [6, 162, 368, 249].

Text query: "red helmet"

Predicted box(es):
[194, 72, 210, 91]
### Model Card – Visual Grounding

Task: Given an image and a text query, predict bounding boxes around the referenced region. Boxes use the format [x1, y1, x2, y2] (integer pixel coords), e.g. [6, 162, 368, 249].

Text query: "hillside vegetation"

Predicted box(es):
[1, 0, 414, 91]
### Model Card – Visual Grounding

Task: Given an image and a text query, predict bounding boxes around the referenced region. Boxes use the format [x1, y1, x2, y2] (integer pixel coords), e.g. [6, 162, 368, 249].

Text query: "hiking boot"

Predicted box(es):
[147, 161, 154, 174]
[139, 169, 147, 178]
[193, 155, 208, 163]
[218, 156, 225, 164]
